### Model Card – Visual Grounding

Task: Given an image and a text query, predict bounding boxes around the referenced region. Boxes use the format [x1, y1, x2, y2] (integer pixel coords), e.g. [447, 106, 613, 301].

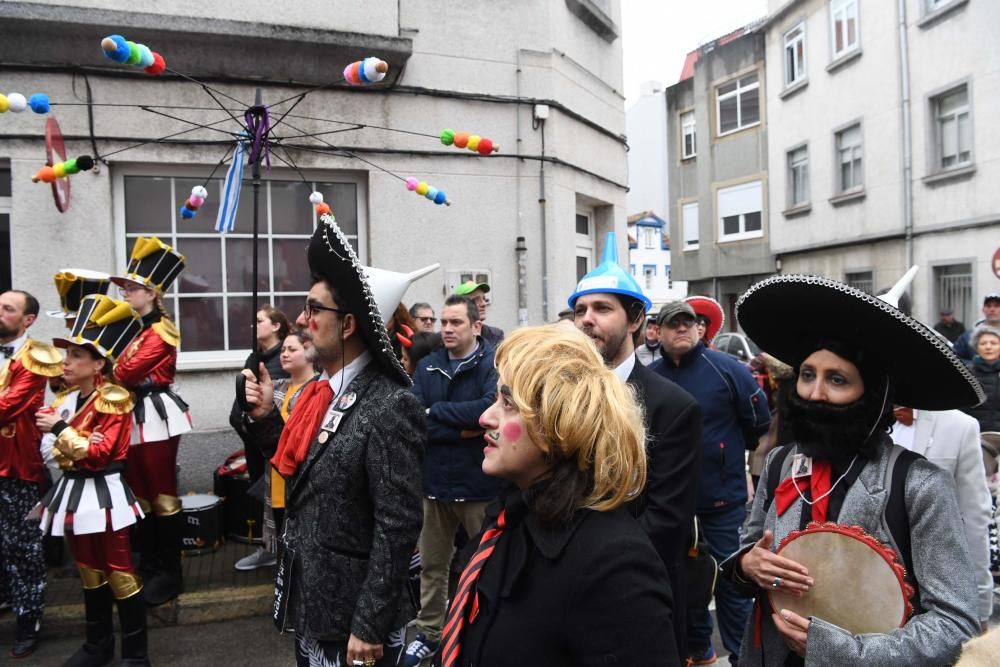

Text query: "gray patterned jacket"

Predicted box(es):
[284, 364, 426, 644]
[725, 440, 979, 666]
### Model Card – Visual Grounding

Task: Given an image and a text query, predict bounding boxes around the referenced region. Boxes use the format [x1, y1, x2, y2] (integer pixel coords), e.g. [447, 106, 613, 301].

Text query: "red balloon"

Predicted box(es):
[477, 138, 493, 155]
[145, 53, 166, 76]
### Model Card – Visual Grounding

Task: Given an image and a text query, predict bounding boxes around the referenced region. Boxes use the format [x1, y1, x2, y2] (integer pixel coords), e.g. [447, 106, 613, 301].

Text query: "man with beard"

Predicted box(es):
[569, 233, 702, 663]
[242, 217, 426, 667]
[650, 299, 770, 666]
[722, 272, 981, 666]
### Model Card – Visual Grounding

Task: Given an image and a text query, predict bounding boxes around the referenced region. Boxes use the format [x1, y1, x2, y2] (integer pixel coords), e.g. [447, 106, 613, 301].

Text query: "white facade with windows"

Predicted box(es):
[1, 0, 629, 428]
[765, 0, 1000, 324]
[626, 212, 686, 308]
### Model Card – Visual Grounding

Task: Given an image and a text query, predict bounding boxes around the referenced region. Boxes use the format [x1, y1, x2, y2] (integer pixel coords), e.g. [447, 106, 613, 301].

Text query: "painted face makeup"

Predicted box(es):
[480, 380, 551, 488]
[501, 422, 522, 442]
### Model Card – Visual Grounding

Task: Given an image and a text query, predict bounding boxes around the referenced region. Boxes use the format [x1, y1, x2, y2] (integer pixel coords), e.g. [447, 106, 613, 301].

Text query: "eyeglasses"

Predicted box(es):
[417, 316, 437, 324]
[303, 301, 347, 320]
[118, 284, 147, 296]
[664, 316, 696, 330]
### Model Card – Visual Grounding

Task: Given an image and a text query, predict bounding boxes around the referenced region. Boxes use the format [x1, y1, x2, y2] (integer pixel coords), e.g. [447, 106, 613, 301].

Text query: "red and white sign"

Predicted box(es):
[45, 117, 71, 213]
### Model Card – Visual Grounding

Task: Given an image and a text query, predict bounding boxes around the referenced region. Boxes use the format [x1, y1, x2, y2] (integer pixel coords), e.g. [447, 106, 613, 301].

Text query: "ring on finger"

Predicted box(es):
[772, 575, 783, 588]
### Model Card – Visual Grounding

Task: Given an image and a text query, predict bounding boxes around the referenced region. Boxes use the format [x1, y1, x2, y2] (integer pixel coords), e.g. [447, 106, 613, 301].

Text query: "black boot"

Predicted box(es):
[63, 585, 114, 667]
[11, 613, 41, 659]
[143, 513, 184, 606]
[116, 593, 150, 666]
[134, 514, 158, 579]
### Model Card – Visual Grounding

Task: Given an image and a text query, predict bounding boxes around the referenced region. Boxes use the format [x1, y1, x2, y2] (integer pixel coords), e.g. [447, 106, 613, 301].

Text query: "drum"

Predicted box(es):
[214, 467, 263, 543]
[181, 493, 223, 554]
[769, 522, 914, 635]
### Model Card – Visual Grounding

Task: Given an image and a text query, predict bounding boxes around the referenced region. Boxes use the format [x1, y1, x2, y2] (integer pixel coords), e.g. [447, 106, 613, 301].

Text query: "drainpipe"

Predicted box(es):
[516, 237, 529, 326]
[515, 49, 526, 324]
[537, 116, 549, 322]
[897, 0, 914, 268]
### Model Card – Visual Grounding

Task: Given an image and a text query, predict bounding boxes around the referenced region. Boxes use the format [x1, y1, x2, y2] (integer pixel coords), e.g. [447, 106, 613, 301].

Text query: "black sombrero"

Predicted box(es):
[736, 270, 984, 411]
[308, 215, 421, 386]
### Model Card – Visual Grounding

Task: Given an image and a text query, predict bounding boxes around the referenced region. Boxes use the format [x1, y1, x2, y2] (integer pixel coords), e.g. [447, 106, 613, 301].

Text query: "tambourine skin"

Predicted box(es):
[768, 522, 914, 635]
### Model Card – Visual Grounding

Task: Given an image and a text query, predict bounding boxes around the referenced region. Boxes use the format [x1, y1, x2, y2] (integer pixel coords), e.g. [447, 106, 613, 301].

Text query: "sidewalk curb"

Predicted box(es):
[42, 584, 274, 636]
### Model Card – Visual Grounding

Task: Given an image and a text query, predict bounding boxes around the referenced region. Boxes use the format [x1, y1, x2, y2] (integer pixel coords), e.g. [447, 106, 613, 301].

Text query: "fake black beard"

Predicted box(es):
[782, 391, 887, 466]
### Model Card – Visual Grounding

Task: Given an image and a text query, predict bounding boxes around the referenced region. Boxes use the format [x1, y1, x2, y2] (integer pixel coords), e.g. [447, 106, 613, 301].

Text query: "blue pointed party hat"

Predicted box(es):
[568, 232, 652, 311]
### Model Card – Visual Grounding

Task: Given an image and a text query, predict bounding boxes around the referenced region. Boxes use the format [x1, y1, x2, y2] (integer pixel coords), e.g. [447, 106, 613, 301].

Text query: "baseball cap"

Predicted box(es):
[939, 307, 954, 315]
[655, 300, 696, 326]
[455, 280, 490, 296]
[984, 292, 1000, 304]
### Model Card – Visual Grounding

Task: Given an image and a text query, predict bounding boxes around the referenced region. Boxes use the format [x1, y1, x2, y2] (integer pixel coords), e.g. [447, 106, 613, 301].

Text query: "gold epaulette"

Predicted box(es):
[151, 319, 180, 348]
[95, 383, 134, 415]
[50, 385, 79, 411]
[20, 339, 64, 378]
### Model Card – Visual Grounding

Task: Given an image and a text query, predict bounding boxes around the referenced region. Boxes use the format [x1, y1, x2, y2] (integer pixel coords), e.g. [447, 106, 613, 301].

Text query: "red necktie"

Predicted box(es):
[893, 407, 914, 427]
[440, 509, 507, 667]
[773, 459, 833, 522]
[270, 381, 333, 477]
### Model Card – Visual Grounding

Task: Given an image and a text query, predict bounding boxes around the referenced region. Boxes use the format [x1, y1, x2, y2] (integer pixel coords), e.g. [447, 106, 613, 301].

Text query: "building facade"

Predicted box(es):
[665, 25, 775, 331]
[764, 0, 1000, 324]
[627, 211, 686, 309]
[0, 0, 629, 428]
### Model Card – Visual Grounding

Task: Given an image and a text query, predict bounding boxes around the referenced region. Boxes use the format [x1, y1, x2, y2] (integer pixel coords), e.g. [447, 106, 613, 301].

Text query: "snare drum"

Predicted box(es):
[181, 493, 223, 554]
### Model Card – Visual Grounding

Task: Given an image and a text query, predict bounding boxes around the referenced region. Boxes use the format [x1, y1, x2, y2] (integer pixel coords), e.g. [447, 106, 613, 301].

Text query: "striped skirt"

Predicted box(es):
[36, 470, 144, 537]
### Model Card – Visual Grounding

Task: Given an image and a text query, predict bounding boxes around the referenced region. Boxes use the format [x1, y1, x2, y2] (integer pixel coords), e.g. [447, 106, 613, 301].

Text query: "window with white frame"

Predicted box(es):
[643, 265, 655, 290]
[681, 111, 697, 159]
[682, 202, 699, 249]
[0, 165, 10, 293]
[784, 23, 807, 87]
[718, 181, 763, 241]
[830, 0, 860, 60]
[934, 85, 971, 170]
[121, 173, 363, 358]
[788, 146, 810, 207]
[835, 124, 863, 193]
[716, 72, 760, 136]
[642, 226, 658, 249]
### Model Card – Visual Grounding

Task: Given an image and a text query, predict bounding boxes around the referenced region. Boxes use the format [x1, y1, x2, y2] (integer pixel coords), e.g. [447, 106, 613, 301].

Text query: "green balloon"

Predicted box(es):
[440, 128, 455, 146]
[127, 41, 141, 65]
[63, 159, 80, 175]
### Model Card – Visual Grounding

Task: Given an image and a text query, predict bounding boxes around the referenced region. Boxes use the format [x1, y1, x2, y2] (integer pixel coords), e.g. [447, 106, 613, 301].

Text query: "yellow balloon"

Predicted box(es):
[416, 182, 429, 196]
[467, 135, 481, 151]
[0, 94, 9, 113]
[53, 163, 67, 178]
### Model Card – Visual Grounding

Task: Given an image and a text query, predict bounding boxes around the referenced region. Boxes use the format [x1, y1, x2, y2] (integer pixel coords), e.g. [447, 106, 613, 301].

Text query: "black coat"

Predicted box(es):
[963, 359, 1000, 432]
[626, 358, 702, 660]
[457, 494, 680, 666]
[229, 342, 289, 458]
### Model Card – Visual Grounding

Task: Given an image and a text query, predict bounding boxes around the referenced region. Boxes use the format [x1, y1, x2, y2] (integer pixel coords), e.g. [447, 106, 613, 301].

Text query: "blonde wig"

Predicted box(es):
[494, 325, 647, 513]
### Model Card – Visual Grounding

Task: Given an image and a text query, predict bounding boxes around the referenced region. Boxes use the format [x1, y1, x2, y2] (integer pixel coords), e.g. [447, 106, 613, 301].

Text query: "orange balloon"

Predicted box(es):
[33, 166, 56, 183]
[454, 132, 469, 149]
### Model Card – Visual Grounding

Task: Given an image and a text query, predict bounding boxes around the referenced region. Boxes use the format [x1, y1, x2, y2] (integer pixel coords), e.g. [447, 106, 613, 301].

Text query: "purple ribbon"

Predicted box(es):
[244, 105, 271, 169]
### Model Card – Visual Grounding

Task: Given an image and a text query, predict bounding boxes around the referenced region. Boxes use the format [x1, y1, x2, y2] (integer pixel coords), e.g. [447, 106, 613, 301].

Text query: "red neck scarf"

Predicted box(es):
[773, 459, 833, 522]
[271, 380, 333, 478]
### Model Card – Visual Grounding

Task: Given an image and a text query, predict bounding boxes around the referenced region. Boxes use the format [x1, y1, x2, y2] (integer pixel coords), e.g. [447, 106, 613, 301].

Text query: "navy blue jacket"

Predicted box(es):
[650, 341, 770, 512]
[411, 338, 503, 502]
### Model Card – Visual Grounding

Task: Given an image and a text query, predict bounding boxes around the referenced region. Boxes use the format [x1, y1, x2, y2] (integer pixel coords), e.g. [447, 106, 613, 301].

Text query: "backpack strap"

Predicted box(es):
[763, 445, 795, 513]
[882, 444, 922, 611]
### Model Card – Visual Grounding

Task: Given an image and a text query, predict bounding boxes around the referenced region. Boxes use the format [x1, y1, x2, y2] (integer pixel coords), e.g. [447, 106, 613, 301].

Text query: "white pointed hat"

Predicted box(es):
[362, 264, 441, 324]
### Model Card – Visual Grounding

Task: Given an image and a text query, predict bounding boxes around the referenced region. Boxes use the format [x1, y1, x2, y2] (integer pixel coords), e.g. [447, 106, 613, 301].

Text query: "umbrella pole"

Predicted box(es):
[250, 87, 262, 355]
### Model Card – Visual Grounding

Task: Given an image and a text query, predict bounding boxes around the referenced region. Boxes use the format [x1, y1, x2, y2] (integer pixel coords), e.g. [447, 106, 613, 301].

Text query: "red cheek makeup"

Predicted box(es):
[502, 422, 522, 442]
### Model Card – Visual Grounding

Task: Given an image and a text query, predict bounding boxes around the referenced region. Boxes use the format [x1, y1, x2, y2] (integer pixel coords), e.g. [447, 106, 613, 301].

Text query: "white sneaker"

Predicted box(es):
[234, 547, 277, 571]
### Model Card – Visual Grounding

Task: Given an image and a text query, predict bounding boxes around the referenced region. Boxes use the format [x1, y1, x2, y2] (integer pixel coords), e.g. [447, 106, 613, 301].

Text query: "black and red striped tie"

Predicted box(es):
[440, 509, 507, 667]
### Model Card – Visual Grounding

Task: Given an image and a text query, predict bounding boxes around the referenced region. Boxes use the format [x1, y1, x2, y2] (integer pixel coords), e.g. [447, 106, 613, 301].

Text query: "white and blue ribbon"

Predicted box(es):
[215, 138, 248, 233]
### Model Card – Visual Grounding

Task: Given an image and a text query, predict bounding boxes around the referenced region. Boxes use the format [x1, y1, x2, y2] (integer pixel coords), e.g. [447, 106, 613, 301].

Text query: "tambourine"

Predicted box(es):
[769, 522, 914, 635]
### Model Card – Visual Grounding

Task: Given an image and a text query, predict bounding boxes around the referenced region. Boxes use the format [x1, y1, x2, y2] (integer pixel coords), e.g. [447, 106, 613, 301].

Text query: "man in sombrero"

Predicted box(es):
[242, 216, 426, 667]
[722, 269, 981, 665]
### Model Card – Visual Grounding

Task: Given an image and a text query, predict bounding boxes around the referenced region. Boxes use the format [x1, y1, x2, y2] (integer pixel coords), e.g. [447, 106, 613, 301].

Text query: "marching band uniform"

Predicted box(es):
[0, 330, 62, 658]
[37, 294, 149, 666]
[110, 236, 191, 606]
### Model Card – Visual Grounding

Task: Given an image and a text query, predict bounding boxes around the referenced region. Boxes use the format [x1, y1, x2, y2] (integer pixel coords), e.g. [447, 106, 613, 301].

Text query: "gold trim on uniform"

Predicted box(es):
[78, 566, 108, 589]
[55, 426, 92, 462]
[50, 385, 79, 411]
[151, 319, 180, 347]
[152, 494, 182, 517]
[108, 570, 143, 600]
[20, 339, 65, 378]
[95, 383, 134, 415]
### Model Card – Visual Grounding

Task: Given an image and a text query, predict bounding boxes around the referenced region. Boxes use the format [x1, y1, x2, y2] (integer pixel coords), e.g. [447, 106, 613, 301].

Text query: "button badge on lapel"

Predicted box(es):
[336, 391, 357, 410]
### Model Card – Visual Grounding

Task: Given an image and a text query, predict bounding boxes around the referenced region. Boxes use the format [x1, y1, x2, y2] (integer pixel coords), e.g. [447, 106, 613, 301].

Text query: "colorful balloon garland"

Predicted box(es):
[440, 129, 499, 156]
[32, 155, 96, 183]
[405, 177, 450, 205]
[310, 191, 333, 216]
[0, 92, 50, 114]
[343, 58, 388, 85]
[179, 185, 209, 220]
[101, 34, 167, 76]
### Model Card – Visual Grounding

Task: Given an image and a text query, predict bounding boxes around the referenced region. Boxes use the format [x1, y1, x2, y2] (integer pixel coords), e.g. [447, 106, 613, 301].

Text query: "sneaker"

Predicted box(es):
[686, 644, 717, 666]
[235, 547, 277, 571]
[401, 633, 439, 667]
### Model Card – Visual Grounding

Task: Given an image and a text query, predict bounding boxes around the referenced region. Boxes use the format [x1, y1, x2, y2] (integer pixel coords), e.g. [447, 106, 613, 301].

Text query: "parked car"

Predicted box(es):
[714, 332, 761, 364]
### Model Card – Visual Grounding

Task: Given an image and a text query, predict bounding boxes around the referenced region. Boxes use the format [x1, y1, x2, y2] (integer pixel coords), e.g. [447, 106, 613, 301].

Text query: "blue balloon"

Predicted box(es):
[105, 34, 131, 63]
[179, 206, 196, 219]
[434, 190, 448, 205]
[28, 93, 50, 114]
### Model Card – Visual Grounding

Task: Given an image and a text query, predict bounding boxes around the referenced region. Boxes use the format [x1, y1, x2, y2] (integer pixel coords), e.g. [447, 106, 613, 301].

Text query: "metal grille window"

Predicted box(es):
[935, 86, 972, 170]
[784, 23, 807, 87]
[934, 263, 973, 326]
[717, 73, 760, 136]
[836, 124, 863, 193]
[830, 0, 860, 60]
[681, 111, 697, 159]
[845, 270, 874, 294]
[788, 146, 810, 207]
[122, 174, 362, 357]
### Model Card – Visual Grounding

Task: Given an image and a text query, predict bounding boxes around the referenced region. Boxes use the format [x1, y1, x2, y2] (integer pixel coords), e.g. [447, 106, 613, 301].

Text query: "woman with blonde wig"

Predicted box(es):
[439, 326, 680, 667]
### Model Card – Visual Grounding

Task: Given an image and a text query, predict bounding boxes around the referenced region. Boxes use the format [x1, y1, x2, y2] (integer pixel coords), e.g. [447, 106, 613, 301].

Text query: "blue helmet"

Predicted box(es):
[567, 232, 652, 311]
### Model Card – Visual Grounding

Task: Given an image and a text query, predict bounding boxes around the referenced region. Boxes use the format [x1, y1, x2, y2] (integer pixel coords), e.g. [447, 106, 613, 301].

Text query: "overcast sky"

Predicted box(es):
[621, 0, 768, 109]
